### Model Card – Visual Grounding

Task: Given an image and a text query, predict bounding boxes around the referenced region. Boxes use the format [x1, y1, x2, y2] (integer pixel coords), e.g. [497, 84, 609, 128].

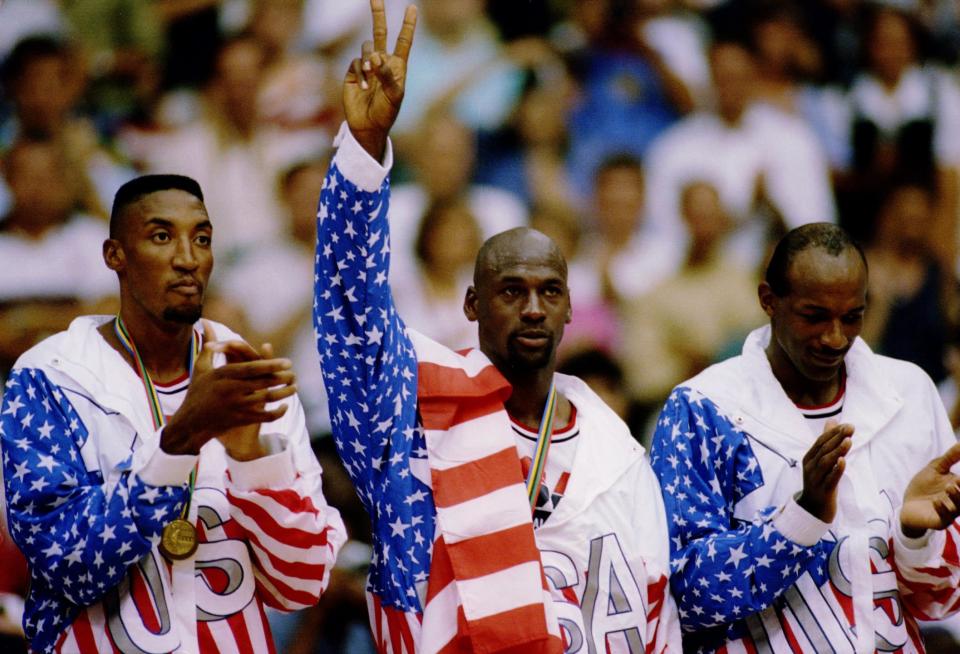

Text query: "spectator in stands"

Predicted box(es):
[569, 153, 681, 310]
[749, 2, 823, 113]
[217, 159, 333, 436]
[0, 35, 132, 218]
[837, 5, 960, 266]
[621, 180, 764, 406]
[565, 0, 693, 194]
[248, 0, 342, 145]
[0, 138, 116, 375]
[644, 38, 836, 271]
[862, 182, 955, 384]
[388, 111, 527, 288]
[475, 66, 578, 213]
[130, 34, 315, 267]
[392, 197, 482, 350]
[391, 0, 524, 137]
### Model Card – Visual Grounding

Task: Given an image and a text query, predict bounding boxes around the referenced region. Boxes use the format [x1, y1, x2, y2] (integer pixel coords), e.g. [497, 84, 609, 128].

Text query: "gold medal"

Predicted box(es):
[159, 518, 198, 560]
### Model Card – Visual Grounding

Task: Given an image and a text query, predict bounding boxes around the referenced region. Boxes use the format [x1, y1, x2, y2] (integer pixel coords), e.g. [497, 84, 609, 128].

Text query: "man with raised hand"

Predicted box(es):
[1, 174, 346, 653]
[651, 222, 960, 653]
[313, 1, 680, 652]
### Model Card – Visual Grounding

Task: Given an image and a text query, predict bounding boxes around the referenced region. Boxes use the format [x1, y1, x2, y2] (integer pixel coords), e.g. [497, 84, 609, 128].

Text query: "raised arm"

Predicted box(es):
[313, 0, 420, 510]
[650, 388, 832, 632]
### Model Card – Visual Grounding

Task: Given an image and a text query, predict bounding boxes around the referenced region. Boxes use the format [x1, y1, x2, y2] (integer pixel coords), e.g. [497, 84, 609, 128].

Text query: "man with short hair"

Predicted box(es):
[313, 2, 680, 652]
[651, 222, 960, 652]
[1, 173, 346, 653]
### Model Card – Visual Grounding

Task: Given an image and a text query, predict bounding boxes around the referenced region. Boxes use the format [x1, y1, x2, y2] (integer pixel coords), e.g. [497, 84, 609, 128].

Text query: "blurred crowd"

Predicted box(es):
[2, 0, 960, 652]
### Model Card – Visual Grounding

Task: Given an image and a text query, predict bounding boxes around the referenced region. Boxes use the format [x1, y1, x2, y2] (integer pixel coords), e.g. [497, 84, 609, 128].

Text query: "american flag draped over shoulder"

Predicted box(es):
[313, 127, 561, 653]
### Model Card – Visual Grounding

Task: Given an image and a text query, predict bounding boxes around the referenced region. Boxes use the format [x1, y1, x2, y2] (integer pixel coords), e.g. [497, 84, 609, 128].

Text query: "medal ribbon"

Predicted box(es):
[113, 316, 200, 516]
[524, 380, 558, 513]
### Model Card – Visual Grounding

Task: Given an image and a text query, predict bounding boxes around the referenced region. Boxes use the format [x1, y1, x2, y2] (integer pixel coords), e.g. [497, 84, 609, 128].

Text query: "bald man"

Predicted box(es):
[311, 2, 680, 652]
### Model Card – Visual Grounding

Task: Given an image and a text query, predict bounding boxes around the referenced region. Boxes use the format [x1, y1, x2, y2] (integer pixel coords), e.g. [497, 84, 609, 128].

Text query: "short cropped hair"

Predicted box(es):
[1, 36, 66, 87]
[765, 223, 867, 297]
[110, 174, 204, 239]
[595, 152, 643, 179]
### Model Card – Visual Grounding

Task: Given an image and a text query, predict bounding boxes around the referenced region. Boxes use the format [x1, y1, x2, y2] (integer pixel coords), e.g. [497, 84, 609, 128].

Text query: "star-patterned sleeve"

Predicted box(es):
[1, 368, 191, 610]
[649, 387, 829, 633]
[313, 125, 435, 614]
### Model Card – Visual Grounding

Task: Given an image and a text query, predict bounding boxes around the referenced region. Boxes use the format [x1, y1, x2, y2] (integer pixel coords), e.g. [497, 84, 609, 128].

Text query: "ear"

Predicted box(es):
[463, 286, 479, 322]
[565, 298, 572, 324]
[757, 281, 777, 319]
[103, 238, 126, 273]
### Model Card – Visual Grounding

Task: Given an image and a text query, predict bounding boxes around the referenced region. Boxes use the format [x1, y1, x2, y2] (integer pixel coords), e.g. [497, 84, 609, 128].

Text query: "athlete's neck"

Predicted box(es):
[504, 367, 571, 431]
[101, 306, 194, 383]
[767, 344, 844, 408]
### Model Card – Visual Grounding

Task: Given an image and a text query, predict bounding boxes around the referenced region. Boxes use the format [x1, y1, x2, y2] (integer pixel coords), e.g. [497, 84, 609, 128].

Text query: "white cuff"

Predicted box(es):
[135, 429, 198, 487]
[332, 121, 393, 192]
[227, 439, 296, 491]
[772, 497, 831, 547]
[893, 519, 946, 569]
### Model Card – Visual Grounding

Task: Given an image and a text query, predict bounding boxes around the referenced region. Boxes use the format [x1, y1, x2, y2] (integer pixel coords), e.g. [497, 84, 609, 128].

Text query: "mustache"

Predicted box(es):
[512, 329, 552, 339]
[168, 277, 202, 290]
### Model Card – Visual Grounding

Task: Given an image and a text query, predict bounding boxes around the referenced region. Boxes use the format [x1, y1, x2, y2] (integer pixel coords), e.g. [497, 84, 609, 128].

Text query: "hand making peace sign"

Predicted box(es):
[344, 0, 418, 161]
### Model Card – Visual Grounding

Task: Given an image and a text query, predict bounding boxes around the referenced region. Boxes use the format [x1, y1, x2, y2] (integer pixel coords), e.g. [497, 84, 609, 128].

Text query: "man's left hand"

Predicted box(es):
[901, 442, 960, 538]
[214, 337, 288, 461]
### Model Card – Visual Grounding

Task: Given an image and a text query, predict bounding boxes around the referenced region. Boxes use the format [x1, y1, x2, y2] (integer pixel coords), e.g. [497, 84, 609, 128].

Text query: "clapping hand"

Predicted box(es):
[161, 322, 297, 458]
[901, 442, 960, 538]
[797, 419, 854, 523]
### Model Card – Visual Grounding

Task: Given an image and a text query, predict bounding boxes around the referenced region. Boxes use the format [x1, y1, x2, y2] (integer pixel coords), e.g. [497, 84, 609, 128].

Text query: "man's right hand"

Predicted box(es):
[160, 324, 297, 456]
[796, 419, 853, 523]
[343, 0, 417, 161]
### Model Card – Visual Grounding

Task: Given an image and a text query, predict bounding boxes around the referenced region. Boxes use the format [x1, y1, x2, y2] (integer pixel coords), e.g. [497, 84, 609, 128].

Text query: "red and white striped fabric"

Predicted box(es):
[52, 468, 343, 654]
[52, 412, 345, 653]
[897, 521, 960, 624]
[405, 332, 563, 654]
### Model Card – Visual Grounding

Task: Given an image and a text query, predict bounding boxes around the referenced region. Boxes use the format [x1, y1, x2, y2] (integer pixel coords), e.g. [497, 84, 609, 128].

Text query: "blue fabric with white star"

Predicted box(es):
[1, 369, 189, 653]
[650, 387, 831, 649]
[313, 164, 434, 614]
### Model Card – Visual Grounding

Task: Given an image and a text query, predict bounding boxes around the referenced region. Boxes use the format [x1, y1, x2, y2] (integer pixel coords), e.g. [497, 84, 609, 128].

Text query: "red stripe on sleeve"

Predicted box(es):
[227, 492, 330, 548]
[250, 487, 321, 517]
[254, 566, 323, 607]
[255, 599, 278, 654]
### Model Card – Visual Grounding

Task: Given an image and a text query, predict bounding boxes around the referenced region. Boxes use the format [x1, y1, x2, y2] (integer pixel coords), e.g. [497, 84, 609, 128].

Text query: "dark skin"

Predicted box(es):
[760, 244, 960, 537]
[343, 1, 570, 427]
[759, 247, 863, 524]
[101, 189, 297, 461]
[464, 228, 573, 429]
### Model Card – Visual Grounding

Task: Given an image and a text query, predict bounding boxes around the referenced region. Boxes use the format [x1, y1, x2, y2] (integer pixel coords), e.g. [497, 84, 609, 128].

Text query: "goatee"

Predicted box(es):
[163, 306, 202, 324]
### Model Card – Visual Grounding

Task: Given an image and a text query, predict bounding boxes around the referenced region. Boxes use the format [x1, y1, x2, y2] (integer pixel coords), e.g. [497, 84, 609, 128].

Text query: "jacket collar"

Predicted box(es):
[544, 373, 644, 526]
[735, 325, 903, 453]
[21, 315, 222, 439]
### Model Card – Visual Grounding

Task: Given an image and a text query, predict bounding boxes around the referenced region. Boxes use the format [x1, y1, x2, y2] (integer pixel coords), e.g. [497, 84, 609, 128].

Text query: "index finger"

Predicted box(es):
[371, 0, 388, 53]
[807, 422, 853, 460]
[393, 4, 418, 62]
[218, 358, 292, 379]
